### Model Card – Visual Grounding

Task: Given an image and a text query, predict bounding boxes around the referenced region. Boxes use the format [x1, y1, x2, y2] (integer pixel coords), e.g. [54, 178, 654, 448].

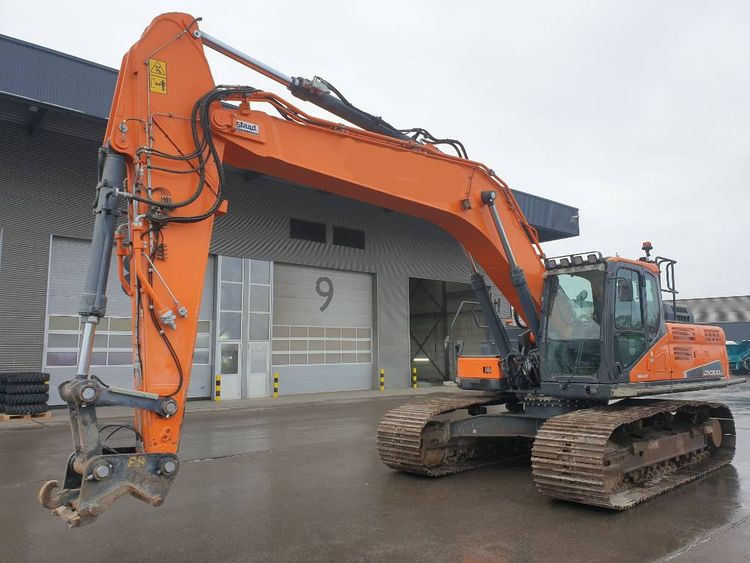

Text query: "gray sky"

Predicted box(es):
[2, 0, 748, 298]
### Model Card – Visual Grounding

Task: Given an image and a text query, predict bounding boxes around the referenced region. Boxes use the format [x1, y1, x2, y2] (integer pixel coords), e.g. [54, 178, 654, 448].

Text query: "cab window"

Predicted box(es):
[614, 269, 643, 329]
[643, 273, 660, 338]
[614, 269, 645, 368]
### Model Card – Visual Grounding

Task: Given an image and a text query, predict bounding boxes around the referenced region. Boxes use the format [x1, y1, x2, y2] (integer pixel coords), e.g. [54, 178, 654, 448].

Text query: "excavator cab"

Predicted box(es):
[457, 249, 731, 401]
[539, 251, 730, 399]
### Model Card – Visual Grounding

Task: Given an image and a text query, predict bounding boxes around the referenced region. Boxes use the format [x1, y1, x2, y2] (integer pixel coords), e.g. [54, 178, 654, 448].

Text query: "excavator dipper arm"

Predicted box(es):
[39, 12, 545, 526]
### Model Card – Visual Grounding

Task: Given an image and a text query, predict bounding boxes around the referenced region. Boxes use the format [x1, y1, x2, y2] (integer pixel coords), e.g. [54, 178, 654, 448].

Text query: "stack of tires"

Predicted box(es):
[1, 373, 50, 416]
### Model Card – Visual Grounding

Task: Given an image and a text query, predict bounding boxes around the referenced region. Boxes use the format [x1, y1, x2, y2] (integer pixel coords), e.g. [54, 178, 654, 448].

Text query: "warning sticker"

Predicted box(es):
[149, 75, 167, 94]
[148, 58, 167, 94]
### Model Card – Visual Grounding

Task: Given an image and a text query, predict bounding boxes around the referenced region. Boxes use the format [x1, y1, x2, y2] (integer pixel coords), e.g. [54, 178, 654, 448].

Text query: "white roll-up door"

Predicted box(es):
[272, 263, 373, 394]
[44, 237, 215, 404]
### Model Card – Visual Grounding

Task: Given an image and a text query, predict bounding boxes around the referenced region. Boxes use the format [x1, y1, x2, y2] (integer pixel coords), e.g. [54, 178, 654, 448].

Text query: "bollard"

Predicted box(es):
[214, 374, 221, 401]
[412, 367, 418, 389]
[379, 368, 385, 392]
[273, 372, 279, 398]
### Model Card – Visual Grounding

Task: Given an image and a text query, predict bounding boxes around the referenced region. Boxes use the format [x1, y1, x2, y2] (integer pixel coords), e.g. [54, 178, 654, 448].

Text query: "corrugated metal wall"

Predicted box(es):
[678, 296, 750, 323]
[211, 174, 470, 281]
[0, 111, 99, 370]
[0, 226, 49, 370]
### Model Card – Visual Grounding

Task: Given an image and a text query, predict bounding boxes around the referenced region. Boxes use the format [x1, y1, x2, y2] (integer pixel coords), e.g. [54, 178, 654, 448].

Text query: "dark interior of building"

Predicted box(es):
[408, 278, 522, 383]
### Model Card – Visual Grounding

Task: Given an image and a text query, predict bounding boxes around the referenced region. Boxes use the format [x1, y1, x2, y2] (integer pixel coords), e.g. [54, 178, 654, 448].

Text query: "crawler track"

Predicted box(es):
[378, 396, 736, 510]
[531, 399, 736, 510]
[376, 394, 529, 476]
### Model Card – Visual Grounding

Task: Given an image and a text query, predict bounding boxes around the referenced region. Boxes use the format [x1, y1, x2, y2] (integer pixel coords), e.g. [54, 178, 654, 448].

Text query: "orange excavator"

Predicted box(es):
[39, 13, 744, 527]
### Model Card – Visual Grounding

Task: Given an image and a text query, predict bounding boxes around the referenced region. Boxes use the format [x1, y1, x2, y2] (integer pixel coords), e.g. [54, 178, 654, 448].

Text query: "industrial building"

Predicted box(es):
[0, 34, 579, 405]
[677, 295, 750, 342]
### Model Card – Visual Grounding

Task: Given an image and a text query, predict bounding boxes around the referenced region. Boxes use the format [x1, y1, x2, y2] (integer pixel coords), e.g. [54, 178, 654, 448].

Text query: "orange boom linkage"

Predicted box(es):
[39, 13, 742, 527]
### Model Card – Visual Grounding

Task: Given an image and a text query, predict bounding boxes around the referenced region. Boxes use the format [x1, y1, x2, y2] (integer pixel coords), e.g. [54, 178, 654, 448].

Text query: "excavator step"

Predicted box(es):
[530, 399, 735, 510]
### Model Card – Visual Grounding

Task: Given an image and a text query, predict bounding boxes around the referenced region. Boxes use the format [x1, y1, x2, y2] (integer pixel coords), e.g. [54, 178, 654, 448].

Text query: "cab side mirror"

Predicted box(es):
[617, 278, 633, 302]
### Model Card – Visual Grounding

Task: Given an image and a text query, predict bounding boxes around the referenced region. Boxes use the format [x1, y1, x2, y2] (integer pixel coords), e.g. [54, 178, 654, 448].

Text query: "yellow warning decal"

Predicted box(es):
[148, 58, 167, 94]
[149, 75, 167, 94]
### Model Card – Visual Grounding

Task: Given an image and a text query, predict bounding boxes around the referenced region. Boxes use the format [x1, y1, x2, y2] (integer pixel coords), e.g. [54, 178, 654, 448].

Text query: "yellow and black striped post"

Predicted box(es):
[273, 373, 279, 398]
[412, 367, 418, 389]
[214, 374, 221, 402]
[379, 368, 385, 392]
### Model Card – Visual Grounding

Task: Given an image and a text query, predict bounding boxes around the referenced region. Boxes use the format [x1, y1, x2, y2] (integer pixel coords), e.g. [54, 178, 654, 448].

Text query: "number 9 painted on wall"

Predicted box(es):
[316, 276, 334, 311]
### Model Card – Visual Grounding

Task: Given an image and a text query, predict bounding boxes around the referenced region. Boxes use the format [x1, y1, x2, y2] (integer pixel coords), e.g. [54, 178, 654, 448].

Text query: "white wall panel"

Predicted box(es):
[273, 263, 373, 393]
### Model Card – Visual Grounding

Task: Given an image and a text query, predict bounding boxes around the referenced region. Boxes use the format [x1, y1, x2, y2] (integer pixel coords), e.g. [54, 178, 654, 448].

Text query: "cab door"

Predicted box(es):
[612, 268, 648, 377]
[642, 271, 671, 381]
[613, 266, 672, 383]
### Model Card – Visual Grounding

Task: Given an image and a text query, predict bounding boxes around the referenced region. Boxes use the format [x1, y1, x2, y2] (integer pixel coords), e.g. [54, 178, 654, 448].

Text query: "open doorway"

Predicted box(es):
[408, 278, 519, 385]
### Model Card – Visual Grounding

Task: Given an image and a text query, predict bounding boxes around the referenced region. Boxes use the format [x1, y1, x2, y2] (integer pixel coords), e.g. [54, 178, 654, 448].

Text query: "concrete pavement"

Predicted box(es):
[0, 384, 748, 562]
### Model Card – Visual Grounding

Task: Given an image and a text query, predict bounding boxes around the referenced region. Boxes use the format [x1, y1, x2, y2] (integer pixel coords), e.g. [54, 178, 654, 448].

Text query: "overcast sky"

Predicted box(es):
[2, 1, 748, 298]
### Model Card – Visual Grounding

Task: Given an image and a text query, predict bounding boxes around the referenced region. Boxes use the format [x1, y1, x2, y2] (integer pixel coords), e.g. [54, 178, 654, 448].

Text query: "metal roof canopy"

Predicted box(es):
[0, 33, 579, 242]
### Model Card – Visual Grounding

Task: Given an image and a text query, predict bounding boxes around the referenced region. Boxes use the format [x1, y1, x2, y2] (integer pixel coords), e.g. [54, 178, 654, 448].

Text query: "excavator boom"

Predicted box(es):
[38, 13, 546, 526]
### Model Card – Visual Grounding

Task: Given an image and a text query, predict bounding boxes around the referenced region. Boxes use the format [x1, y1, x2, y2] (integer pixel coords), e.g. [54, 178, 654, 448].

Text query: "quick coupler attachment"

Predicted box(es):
[39, 376, 180, 527]
[39, 451, 179, 528]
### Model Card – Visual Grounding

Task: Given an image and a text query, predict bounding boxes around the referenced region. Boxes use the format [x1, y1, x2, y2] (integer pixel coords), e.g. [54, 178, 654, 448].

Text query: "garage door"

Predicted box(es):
[272, 263, 373, 394]
[44, 237, 215, 405]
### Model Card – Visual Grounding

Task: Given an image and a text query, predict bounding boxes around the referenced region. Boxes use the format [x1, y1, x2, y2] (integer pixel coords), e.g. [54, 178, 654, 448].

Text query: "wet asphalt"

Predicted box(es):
[1, 384, 749, 563]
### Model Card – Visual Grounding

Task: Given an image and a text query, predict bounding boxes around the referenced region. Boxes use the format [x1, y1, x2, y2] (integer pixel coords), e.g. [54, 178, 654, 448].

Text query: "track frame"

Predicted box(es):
[377, 393, 736, 510]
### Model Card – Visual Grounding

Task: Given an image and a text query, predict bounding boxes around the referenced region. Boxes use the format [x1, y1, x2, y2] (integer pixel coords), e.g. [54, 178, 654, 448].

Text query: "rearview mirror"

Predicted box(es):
[617, 278, 633, 302]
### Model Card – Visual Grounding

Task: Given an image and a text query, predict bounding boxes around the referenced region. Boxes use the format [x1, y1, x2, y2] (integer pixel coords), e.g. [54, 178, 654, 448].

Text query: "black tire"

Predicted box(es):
[2, 373, 17, 384]
[0, 384, 6, 394]
[5, 393, 49, 405]
[0, 394, 5, 413]
[4, 404, 48, 415]
[5, 384, 49, 395]
[6, 372, 50, 384]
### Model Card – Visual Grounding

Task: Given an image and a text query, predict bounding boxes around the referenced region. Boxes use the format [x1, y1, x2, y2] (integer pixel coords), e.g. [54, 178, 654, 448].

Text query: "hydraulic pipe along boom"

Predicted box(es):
[199, 30, 410, 141]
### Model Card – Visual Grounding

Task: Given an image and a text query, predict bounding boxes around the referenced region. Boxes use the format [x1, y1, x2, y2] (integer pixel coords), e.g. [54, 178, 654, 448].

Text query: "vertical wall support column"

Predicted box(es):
[375, 273, 410, 390]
